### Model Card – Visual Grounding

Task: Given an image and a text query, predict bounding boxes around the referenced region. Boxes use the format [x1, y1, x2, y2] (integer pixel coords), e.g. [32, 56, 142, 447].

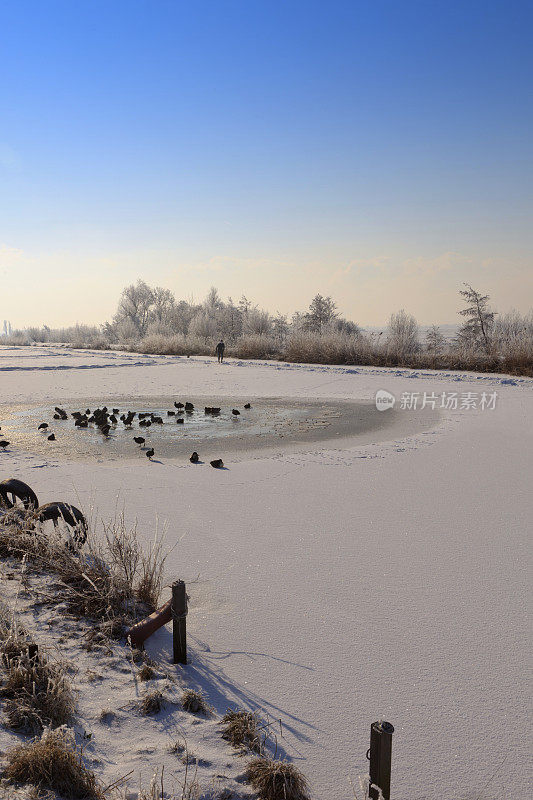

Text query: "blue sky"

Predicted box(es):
[1, 0, 532, 327]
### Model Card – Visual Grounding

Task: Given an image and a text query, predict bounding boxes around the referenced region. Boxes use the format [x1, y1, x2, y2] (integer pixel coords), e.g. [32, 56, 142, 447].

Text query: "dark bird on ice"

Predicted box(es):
[176, 417, 184, 424]
[244, 403, 251, 409]
[100, 424, 111, 437]
[133, 436, 145, 446]
[53, 414, 61, 420]
[0, 441, 10, 450]
[174, 402, 184, 409]
[47, 433, 56, 441]
[38, 423, 49, 430]
[112, 408, 119, 415]
[204, 407, 212, 414]
[167, 410, 176, 416]
[189, 451, 199, 463]
[184, 402, 194, 411]
[109, 414, 118, 424]
[231, 409, 240, 416]
[145, 448, 155, 460]
[210, 459, 224, 468]
[139, 418, 152, 427]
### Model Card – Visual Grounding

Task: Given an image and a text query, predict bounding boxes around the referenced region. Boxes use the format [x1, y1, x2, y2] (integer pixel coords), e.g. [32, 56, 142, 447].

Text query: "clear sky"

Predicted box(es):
[1, 0, 532, 328]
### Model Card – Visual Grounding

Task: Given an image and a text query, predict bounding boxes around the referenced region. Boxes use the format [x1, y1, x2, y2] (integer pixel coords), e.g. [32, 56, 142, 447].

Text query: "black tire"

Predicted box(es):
[0, 479, 39, 511]
[36, 502, 88, 546]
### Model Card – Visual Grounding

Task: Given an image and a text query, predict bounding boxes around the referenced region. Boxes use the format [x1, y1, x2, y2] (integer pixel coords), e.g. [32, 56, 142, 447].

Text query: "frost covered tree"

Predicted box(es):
[113, 280, 154, 336]
[189, 310, 217, 342]
[425, 325, 446, 355]
[458, 284, 495, 351]
[387, 310, 419, 354]
[272, 313, 289, 342]
[303, 295, 338, 334]
[150, 287, 176, 324]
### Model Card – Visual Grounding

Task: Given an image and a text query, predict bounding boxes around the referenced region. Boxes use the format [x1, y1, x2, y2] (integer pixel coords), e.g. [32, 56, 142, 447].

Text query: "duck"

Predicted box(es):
[231, 409, 240, 416]
[109, 414, 118, 424]
[210, 459, 224, 468]
[204, 407, 212, 414]
[47, 433, 56, 441]
[112, 408, 119, 415]
[38, 422, 49, 430]
[176, 417, 184, 424]
[145, 448, 155, 460]
[190, 452, 199, 463]
[244, 403, 251, 409]
[100, 424, 111, 437]
[167, 410, 176, 416]
[174, 402, 184, 409]
[211, 407, 221, 415]
[53, 413, 61, 420]
[184, 402, 194, 411]
[133, 436, 145, 447]
[0, 441, 10, 450]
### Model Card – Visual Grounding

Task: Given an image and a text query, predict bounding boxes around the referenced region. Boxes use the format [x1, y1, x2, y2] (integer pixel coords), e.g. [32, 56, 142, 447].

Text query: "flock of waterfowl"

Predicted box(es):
[1, 400, 254, 467]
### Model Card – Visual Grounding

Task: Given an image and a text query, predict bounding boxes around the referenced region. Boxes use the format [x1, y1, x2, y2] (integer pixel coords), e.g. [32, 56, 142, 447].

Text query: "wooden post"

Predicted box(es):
[172, 580, 187, 664]
[126, 598, 172, 649]
[368, 720, 394, 800]
[28, 644, 39, 662]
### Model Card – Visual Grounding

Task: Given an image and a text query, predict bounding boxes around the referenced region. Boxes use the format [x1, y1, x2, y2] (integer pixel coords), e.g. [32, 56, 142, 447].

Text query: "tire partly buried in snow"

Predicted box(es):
[35, 502, 88, 545]
[0, 478, 39, 511]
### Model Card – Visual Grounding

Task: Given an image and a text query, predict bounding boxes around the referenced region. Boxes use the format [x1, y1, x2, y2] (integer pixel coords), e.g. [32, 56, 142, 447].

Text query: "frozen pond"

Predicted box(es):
[0, 395, 425, 462]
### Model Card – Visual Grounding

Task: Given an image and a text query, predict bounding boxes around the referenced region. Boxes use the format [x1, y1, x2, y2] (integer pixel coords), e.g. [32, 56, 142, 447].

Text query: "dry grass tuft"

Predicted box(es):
[0, 650, 75, 734]
[181, 688, 213, 716]
[221, 709, 263, 753]
[3, 727, 103, 799]
[139, 690, 165, 715]
[99, 708, 116, 723]
[0, 607, 75, 734]
[0, 509, 169, 636]
[138, 663, 156, 681]
[245, 757, 310, 800]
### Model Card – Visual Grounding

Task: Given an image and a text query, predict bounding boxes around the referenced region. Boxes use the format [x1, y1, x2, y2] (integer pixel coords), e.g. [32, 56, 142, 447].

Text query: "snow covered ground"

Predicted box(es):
[0, 345, 531, 800]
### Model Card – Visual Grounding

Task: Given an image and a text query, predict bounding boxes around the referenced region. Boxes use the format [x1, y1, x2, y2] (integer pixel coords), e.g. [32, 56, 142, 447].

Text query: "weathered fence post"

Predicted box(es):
[367, 720, 394, 800]
[28, 644, 39, 662]
[172, 580, 187, 664]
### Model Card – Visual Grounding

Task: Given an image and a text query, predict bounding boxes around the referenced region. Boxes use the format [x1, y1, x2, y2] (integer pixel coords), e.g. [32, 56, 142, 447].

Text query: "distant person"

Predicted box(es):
[216, 340, 225, 363]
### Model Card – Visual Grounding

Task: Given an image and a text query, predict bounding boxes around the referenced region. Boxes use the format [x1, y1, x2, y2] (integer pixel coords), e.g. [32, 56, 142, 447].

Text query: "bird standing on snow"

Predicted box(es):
[38, 423, 49, 430]
[47, 433, 56, 441]
[0, 441, 10, 450]
[190, 452, 199, 463]
[210, 459, 224, 468]
[133, 436, 145, 447]
[145, 448, 155, 460]
[231, 409, 240, 416]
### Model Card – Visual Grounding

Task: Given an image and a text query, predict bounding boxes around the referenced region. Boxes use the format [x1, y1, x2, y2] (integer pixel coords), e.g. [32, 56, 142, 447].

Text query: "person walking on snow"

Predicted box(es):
[216, 340, 225, 362]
